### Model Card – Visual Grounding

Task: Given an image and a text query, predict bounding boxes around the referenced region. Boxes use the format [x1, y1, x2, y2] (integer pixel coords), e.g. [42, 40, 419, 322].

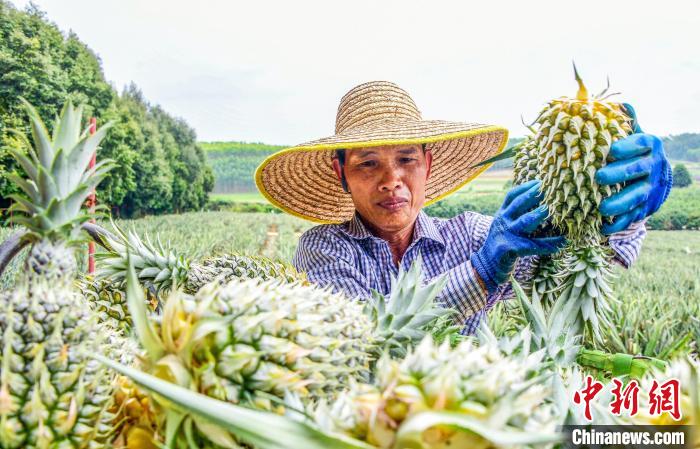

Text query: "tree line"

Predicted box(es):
[0, 1, 213, 221]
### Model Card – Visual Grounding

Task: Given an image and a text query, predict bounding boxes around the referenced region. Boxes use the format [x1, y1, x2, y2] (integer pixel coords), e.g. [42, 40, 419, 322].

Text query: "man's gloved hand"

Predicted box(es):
[595, 103, 673, 235]
[470, 179, 567, 294]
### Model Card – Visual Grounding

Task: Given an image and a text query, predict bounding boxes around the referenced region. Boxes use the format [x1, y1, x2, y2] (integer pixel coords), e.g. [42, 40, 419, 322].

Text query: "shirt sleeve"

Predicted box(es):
[437, 258, 490, 328]
[292, 228, 370, 300]
[607, 218, 647, 268]
[434, 212, 537, 333]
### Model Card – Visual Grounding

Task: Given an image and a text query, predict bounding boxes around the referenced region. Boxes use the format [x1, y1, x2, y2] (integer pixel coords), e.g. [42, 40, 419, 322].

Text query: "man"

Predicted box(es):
[255, 81, 672, 333]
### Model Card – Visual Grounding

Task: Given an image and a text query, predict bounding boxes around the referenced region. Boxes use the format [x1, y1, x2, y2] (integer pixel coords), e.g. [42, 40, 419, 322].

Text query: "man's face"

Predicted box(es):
[332, 144, 433, 234]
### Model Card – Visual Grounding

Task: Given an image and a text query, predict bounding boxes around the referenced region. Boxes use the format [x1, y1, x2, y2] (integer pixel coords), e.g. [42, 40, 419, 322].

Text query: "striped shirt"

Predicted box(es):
[293, 210, 646, 334]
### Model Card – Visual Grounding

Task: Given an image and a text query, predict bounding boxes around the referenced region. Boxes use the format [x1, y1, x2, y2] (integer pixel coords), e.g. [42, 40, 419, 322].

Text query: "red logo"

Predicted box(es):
[573, 376, 683, 421]
[648, 378, 682, 420]
[609, 378, 640, 416]
[573, 375, 604, 421]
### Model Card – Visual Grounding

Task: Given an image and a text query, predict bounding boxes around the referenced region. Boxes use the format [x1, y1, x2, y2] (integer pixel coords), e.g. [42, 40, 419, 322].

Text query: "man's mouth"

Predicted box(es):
[378, 197, 408, 211]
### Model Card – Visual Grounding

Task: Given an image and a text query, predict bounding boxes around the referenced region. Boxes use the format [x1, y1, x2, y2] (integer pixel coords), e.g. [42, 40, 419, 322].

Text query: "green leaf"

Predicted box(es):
[52, 101, 83, 157]
[19, 98, 54, 169]
[8, 147, 38, 182]
[469, 146, 517, 169]
[126, 252, 165, 362]
[395, 410, 562, 448]
[67, 121, 113, 187]
[5, 174, 39, 203]
[94, 355, 374, 449]
[36, 164, 58, 207]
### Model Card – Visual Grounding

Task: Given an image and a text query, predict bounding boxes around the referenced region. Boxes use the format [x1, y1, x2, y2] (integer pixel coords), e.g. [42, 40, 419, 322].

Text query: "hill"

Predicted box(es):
[201, 138, 523, 194]
[201, 141, 285, 193]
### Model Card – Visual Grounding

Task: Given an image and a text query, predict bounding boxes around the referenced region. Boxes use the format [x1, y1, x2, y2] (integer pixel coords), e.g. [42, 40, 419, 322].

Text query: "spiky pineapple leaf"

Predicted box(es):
[469, 145, 517, 168]
[126, 252, 165, 361]
[95, 355, 374, 449]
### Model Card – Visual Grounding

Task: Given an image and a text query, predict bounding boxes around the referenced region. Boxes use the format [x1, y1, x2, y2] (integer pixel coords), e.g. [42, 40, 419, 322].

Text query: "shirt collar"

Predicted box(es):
[342, 210, 445, 247]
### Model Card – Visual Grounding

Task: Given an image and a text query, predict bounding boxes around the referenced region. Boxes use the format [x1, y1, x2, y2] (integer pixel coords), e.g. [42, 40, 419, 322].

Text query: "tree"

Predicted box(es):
[673, 164, 693, 188]
[0, 1, 213, 221]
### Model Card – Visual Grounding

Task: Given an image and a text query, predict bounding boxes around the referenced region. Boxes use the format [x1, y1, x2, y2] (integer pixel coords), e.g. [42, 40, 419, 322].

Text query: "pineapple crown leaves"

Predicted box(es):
[365, 256, 452, 355]
[96, 218, 190, 292]
[7, 98, 115, 242]
[511, 277, 581, 367]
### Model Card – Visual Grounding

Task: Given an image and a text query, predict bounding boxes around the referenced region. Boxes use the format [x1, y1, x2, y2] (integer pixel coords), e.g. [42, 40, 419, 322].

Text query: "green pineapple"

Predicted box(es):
[512, 135, 539, 186]
[513, 65, 634, 343]
[0, 100, 123, 448]
[310, 335, 560, 449]
[93, 222, 306, 294]
[120, 256, 451, 448]
[77, 276, 161, 334]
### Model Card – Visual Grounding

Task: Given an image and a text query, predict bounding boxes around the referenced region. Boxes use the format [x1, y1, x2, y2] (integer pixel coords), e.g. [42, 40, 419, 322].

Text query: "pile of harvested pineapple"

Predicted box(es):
[0, 70, 697, 449]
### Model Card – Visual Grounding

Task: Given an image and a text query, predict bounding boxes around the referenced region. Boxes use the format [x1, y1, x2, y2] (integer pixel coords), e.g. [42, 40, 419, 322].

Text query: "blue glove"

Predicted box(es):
[470, 179, 567, 294]
[594, 103, 673, 235]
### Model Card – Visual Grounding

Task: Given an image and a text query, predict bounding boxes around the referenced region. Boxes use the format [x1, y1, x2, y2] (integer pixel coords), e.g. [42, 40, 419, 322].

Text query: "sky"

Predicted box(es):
[10, 0, 700, 145]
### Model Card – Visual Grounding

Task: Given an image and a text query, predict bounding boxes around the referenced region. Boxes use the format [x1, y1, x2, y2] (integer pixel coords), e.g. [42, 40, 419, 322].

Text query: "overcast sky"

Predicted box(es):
[10, 0, 700, 145]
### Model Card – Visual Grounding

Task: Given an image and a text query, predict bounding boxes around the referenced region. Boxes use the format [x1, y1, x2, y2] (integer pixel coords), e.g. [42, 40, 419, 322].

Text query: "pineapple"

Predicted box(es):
[513, 64, 634, 343]
[311, 336, 561, 449]
[109, 375, 160, 449]
[93, 222, 306, 294]
[120, 256, 451, 447]
[78, 276, 161, 333]
[0, 100, 124, 448]
[512, 135, 539, 186]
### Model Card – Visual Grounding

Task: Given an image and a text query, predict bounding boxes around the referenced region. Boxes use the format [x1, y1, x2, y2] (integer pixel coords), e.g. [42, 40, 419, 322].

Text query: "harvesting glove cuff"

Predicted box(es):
[470, 180, 567, 294]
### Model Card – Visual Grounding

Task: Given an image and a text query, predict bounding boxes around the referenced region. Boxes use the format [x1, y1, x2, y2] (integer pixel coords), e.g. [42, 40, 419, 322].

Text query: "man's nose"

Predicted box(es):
[378, 166, 402, 191]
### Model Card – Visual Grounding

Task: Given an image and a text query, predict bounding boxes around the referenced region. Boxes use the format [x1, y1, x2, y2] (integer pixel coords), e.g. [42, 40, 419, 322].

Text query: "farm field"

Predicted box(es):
[210, 192, 268, 203]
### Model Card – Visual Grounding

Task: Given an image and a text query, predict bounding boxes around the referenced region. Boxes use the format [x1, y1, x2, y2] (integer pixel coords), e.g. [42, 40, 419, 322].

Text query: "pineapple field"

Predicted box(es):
[0, 71, 699, 448]
[1, 0, 699, 446]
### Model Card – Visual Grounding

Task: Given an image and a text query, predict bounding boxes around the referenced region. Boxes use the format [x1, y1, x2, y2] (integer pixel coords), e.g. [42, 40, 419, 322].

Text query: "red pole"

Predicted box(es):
[87, 117, 97, 274]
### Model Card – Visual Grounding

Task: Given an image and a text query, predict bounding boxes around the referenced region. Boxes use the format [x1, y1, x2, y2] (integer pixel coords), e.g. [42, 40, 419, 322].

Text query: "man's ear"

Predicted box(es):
[331, 158, 343, 182]
[425, 149, 433, 180]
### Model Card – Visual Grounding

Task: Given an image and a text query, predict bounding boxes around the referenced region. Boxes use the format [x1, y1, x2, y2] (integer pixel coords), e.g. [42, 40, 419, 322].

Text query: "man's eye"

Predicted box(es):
[359, 161, 377, 168]
[400, 158, 417, 163]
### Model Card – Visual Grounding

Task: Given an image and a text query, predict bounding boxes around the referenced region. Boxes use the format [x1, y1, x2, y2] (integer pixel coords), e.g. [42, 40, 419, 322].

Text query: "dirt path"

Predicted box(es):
[260, 223, 279, 258]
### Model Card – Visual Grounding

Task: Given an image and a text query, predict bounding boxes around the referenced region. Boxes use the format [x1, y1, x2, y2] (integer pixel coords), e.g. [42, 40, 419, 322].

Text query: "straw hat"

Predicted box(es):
[255, 81, 508, 223]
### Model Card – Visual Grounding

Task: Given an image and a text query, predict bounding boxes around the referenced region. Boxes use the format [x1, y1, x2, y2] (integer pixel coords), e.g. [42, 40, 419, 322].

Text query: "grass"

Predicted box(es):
[210, 192, 267, 203]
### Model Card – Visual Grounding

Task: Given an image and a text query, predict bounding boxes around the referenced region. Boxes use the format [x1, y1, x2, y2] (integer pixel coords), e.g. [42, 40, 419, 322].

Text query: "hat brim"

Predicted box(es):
[255, 119, 508, 223]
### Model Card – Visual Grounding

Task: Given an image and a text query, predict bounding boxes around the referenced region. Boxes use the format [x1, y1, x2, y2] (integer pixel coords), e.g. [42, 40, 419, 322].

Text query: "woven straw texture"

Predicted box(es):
[256, 81, 508, 223]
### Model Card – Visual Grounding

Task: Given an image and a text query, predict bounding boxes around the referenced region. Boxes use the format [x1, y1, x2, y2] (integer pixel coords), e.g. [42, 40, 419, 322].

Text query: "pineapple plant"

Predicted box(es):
[71, 222, 308, 333]
[512, 64, 635, 343]
[116, 255, 452, 447]
[94, 222, 306, 294]
[102, 333, 563, 449]
[0, 100, 124, 448]
[309, 335, 561, 449]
